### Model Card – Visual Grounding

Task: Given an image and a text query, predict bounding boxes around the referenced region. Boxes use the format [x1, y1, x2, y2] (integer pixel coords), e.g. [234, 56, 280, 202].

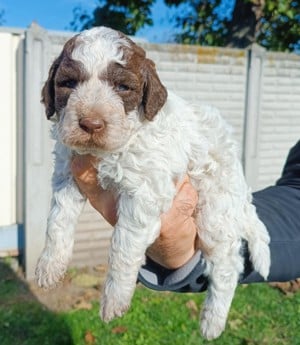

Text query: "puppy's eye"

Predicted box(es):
[57, 79, 77, 89]
[116, 84, 130, 92]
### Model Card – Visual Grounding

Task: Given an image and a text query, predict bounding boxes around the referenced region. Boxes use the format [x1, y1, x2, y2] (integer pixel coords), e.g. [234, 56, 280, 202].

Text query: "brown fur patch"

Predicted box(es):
[105, 62, 143, 114]
[105, 39, 167, 120]
[141, 58, 168, 120]
[41, 35, 89, 119]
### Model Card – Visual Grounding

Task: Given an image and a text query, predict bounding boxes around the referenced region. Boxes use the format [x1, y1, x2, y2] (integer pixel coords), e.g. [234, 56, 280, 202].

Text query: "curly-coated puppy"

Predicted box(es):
[36, 27, 270, 340]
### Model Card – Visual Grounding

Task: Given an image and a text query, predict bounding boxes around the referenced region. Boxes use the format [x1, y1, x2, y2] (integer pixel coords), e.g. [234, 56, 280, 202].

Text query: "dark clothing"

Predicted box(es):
[139, 141, 300, 292]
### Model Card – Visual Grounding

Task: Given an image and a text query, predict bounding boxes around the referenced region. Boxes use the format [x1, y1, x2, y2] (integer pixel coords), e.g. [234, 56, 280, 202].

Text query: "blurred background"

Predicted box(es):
[0, 2, 300, 344]
[1, 0, 300, 279]
[1, 0, 299, 49]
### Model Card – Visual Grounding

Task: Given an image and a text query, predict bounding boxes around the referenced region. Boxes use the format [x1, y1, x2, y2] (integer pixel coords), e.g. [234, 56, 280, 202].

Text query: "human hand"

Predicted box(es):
[146, 176, 198, 269]
[71, 155, 198, 269]
[71, 154, 118, 225]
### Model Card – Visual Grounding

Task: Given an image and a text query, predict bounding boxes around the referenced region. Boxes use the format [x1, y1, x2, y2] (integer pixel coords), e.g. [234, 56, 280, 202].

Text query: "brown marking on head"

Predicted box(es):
[105, 36, 168, 121]
[141, 58, 168, 120]
[106, 62, 143, 114]
[41, 35, 89, 120]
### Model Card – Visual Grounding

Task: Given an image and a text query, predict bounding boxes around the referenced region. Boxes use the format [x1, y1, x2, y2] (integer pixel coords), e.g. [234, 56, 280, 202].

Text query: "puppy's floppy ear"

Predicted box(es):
[41, 57, 61, 120]
[42, 35, 78, 120]
[142, 59, 168, 121]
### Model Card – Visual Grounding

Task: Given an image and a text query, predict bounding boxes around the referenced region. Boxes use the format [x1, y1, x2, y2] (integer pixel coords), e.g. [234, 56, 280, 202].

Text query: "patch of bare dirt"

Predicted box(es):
[27, 265, 108, 312]
[269, 279, 300, 296]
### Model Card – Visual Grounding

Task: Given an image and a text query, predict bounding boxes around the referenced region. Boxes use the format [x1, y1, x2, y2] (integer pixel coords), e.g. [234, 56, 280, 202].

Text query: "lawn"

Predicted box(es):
[1, 261, 300, 345]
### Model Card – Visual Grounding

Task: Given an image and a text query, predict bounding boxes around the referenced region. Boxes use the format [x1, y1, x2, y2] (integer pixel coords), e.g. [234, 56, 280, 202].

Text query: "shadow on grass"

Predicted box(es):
[0, 260, 73, 345]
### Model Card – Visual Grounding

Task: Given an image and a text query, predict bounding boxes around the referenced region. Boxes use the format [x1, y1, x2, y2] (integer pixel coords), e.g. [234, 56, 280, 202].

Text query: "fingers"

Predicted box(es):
[161, 176, 198, 231]
[147, 176, 199, 269]
[174, 177, 199, 217]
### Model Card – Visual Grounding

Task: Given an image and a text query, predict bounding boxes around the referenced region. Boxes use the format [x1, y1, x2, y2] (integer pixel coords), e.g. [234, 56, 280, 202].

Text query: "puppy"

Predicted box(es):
[36, 27, 270, 340]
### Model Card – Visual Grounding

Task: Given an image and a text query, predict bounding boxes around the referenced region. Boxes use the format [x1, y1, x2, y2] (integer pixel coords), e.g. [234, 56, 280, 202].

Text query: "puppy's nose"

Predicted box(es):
[79, 118, 105, 134]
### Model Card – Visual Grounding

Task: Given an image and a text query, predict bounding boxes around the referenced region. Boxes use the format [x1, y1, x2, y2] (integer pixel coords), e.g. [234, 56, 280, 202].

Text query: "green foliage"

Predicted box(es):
[69, 0, 299, 51]
[165, 0, 230, 46]
[69, 0, 154, 35]
[258, 0, 300, 51]
[166, 0, 300, 51]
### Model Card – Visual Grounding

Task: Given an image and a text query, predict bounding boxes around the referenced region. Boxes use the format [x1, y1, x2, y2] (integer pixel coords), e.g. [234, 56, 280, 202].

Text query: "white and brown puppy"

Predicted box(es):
[36, 27, 270, 340]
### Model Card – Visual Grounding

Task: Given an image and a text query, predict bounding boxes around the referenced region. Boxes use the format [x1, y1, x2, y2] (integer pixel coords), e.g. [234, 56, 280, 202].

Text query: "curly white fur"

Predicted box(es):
[36, 27, 270, 340]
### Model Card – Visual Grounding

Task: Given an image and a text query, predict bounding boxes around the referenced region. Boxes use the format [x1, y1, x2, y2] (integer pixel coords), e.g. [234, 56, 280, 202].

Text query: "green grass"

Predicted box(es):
[1, 262, 300, 345]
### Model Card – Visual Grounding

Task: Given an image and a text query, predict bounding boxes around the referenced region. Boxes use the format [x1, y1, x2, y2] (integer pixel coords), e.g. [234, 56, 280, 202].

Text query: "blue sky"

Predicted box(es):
[0, 0, 178, 42]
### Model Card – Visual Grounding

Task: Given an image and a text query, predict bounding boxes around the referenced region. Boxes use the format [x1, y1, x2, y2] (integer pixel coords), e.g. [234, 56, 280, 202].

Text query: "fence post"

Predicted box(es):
[22, 23, 54, 279]
[242, 44, 266, 191]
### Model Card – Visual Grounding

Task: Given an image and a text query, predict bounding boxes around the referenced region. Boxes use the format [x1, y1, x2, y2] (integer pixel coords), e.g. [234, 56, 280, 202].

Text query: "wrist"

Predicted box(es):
[139, 250, 208, 293]
[147, 246, 196, 270]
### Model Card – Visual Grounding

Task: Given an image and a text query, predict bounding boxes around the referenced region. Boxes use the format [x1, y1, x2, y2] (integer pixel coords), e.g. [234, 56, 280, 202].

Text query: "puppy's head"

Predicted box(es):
[42, 27, 167, 153]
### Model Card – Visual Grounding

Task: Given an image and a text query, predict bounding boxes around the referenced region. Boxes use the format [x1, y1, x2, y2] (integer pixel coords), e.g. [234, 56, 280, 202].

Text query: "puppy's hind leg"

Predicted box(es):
[200, 242, 243, 340]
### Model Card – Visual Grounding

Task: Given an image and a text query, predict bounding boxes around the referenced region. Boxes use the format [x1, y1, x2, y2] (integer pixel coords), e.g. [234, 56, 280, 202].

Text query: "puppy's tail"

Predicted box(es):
[243, 202, 271, 281]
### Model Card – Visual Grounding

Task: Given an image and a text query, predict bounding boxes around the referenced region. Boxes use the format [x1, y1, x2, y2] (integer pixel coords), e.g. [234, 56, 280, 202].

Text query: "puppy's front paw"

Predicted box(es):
[100, 279, 132, 322]
[200, 307, 226, 340]
[35, 251, 67, 288]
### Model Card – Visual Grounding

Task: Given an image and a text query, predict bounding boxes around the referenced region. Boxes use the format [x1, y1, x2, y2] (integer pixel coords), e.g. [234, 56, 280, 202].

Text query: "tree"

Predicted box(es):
[257, 0, 300, 51]
[70, 0, 300, 51]
[69, 0, 154, 35]
[165, 0, 229, 46]
[225, 0, 265, 48]
[167, 0, 300, 51]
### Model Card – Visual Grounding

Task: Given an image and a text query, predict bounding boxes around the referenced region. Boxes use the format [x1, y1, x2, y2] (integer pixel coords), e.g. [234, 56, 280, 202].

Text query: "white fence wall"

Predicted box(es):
[0, 30, 24, 257]
[1, 24, 300, 278]
[22, 25, 61, 277]
[257, 52, 300, 189]
[0, 31, 21, 227]
[144, 45, 248, 146]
